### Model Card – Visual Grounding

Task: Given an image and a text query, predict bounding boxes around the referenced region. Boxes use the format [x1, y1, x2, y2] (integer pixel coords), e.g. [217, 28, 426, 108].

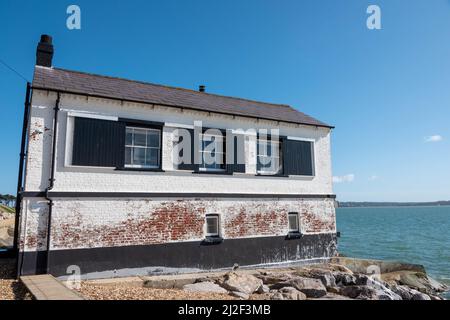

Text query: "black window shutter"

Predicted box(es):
[177, 129, 197, 171]
[284, 139, 314, 176]
[227, 135, 245, 173]
[72, 117, 125, 167]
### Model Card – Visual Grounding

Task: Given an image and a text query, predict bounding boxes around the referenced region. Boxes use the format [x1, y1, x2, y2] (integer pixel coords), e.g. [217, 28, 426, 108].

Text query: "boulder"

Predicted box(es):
[411, 291, 431, 300]
[330, 257, 426, 274]
[398, 272, 447, 294]
[269, 292, 285, 300]
[328, 263, 354, 274]
[183, 281, 228, 294]
[271, 276, 327, 298]
[278, 287, 307, 300]
[257, 273, 295, 285]
[144, 278, 195, 289]
[231, 291, 249, 300]
[257, 284, 270, 294]
[340, 285, 402, 300]
[314, 293, 354, 300]
[390, 285, 414, 300]
[333, 272, 357, 286]
[327, 286, 341, 294]
[390, 285, 432, 300]
[296, 269, 336, 288]
[221, 272, 263, 295]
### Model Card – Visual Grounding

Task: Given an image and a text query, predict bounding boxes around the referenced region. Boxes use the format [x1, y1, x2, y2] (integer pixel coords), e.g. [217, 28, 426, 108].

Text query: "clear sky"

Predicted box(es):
[1, 0, 449, 201]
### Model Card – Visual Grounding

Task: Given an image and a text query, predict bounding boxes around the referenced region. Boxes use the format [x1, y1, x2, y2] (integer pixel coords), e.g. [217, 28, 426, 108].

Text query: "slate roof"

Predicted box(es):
[32, 66, 333, 128]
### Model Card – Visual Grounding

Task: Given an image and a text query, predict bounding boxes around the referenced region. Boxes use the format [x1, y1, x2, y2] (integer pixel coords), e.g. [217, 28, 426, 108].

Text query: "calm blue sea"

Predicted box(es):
[336, 206, 450, 298]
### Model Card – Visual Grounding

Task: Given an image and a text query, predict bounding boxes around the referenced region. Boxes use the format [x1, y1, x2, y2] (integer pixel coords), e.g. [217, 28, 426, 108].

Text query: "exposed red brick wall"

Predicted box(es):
[21, 198, 336, 251]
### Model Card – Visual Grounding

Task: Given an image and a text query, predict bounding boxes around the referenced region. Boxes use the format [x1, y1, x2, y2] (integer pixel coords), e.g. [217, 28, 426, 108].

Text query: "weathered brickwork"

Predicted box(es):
[18, 90, 337, 275]
[20, 197, 336, 251]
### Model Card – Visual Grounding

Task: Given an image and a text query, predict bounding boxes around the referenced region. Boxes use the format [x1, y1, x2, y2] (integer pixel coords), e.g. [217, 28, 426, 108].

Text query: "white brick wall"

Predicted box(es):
[24, 90, 334, 195]
[19, 89, 336, 254]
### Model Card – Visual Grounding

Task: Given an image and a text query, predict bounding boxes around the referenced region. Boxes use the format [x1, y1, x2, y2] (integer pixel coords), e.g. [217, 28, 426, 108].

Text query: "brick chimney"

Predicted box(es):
[36, 34, 54, 67]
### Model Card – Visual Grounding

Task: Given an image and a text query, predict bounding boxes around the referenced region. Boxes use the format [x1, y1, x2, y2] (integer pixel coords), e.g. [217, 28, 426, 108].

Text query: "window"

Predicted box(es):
[199, 133, 225, 172]
[288, 212, 300, 233]
[125, 126, 161, 168]
[257, 139, 283, 175]
[205, 214, 220, 237]
[284, 139, 314, 176]
[71, 117, 125, 168]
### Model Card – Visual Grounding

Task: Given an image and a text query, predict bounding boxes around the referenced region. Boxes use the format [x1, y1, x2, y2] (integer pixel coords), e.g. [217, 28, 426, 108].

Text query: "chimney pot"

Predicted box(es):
[36, 34, 54, 67]
[40, 34, 53, 44]
[199, 85, 205, 92]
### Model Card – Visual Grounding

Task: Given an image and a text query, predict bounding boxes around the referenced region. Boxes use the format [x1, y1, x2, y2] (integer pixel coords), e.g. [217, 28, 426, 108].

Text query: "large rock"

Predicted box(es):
[257, 284, 270, 294]
[144, 278, 196, 289]
[278, 287, 307, 300]
[257, 273, 295, 285]
[314, 293, 354, 300]
[221, 272, 263, 295]
[330, 257, 426, 274]
[271, 276, 327, 298]
[397, 272, 447, 294]
[231, 291, 249, 300]
[333, 272, 357, 286]
[183, 281, 228, 294]
[296, 269, 336, 288]
[390, 285, 430, 300]
[390, 285, 415, 300]
[340, 285, 401, 300]
[269, 292, 285, 300]
[411, 292, 431, 300]
[328, 263, 354, 274]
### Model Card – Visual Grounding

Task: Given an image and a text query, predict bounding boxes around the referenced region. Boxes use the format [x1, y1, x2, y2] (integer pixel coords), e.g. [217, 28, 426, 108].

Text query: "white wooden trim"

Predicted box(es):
[287, 136, 315, 142]
[164, 122, 194, 129]
[67, 111, 118, 121]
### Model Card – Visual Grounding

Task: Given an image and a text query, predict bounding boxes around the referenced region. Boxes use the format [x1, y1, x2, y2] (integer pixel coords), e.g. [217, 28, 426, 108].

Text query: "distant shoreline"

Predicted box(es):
[337, 201, 450, 208]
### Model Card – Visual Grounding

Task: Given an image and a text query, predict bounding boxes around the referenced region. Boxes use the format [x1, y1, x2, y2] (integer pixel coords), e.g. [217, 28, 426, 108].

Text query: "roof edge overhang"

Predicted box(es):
[31, 86, 335, 130]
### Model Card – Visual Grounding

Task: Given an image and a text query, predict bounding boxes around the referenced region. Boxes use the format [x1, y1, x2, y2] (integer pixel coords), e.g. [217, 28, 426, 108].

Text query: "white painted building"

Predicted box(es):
[15, 35, 336, 278]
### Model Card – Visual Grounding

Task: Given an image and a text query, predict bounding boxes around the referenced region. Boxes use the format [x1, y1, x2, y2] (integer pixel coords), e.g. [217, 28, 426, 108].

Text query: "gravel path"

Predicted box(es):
[0, 259, 32, 300]
[78, 282, 238, 300]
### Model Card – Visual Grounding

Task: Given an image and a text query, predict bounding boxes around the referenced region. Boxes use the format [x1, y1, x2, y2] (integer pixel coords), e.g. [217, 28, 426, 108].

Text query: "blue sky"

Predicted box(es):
[1, 0, 449, 201]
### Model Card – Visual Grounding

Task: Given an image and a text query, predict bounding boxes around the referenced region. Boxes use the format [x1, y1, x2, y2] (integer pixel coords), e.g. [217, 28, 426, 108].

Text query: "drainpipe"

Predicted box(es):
[44, 92, 60, 274]
[14, 82, 31, 275]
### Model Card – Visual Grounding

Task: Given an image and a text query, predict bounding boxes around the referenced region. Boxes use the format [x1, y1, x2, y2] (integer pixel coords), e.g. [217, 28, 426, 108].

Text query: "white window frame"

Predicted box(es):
[288, 212, 300, 233]
[199, 133, 226, 172]
[125, 126, 161, 169]
[205, 214, 220, 237]
[257, 138, 282, 175]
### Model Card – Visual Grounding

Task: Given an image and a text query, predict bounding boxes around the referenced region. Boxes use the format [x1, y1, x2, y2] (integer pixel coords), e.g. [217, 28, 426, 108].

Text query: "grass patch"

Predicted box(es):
[0, 205, 14, 214]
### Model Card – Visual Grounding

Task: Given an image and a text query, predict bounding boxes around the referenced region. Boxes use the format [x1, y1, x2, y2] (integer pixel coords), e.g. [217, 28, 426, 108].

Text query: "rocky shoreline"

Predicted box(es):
[141, 257, 448, 300]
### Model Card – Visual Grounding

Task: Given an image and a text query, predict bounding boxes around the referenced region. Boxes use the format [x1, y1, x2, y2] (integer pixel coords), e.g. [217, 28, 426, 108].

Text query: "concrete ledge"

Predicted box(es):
[20, 274, 84, 300]
[330, 257, 426, 274]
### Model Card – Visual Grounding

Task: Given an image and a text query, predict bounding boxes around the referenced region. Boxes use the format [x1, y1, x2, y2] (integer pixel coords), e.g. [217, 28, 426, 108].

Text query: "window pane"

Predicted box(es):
[202, 136, 214, 149]
[125, 147, 132, 165]
[134, 129, 147, 146]
[206, 216, 218, 235]
[258, 142, 267, 156]
[125, 128, 133, 145]
[146, 148, 159, 167]
[133, 147, 145, 165]
[147, 130, 160, 148]
[289, 213, 299, 232]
